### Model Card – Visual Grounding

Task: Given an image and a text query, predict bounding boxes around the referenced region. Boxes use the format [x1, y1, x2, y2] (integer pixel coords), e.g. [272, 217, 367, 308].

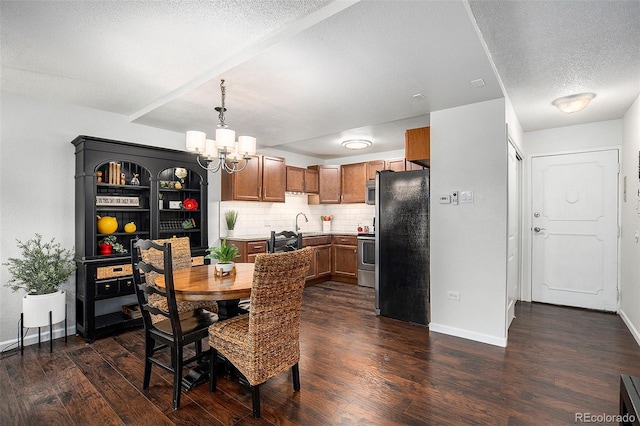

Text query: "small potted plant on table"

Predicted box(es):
[3, 233, 76, 329]
[206, 239, 239, 274]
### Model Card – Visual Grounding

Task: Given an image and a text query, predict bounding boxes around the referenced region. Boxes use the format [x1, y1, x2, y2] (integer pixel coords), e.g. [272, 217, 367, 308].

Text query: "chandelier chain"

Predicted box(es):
[217, 79, 227, 128]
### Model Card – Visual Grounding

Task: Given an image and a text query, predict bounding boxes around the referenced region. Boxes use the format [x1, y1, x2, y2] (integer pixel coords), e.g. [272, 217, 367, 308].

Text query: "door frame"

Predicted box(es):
[506, 138, 523, 329]
[522, 146, 621, 304]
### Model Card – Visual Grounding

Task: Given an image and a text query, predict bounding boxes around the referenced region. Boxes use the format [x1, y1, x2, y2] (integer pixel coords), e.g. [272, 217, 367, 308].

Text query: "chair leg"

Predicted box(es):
[292, 363, 300, 391]
[173, 347, 183, 410]
[143, 335, 154, 389]
[251, 385, 261, 418]
[209, 349, 217, 392]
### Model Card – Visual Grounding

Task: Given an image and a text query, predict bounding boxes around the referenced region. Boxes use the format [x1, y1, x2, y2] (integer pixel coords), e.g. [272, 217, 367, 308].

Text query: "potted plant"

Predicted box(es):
[206, 239, 239, 273]
[3, 234, 76, 327]
[225, 210, 238, 237]
[98, 235, 127, 255]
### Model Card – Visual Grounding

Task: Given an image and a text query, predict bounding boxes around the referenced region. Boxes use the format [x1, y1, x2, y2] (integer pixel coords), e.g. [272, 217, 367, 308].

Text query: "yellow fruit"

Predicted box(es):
[124, 222, 136, 233]
[96, 215, 118, 234]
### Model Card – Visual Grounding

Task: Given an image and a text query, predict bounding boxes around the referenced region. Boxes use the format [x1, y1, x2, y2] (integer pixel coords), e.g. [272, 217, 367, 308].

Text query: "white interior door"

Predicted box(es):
[531, 150, 619, 311]
[507, 143, 521, 327]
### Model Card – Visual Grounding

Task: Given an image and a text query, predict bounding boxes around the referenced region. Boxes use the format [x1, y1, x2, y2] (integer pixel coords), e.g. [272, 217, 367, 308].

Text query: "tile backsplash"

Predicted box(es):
[218, 193, 375, 238]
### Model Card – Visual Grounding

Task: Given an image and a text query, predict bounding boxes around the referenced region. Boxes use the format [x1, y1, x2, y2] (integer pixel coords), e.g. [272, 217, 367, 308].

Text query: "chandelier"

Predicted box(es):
[186, 79, 256, 173]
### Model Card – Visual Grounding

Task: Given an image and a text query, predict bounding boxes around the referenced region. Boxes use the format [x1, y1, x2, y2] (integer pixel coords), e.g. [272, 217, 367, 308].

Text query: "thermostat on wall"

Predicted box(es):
[439, 195, 451, 204]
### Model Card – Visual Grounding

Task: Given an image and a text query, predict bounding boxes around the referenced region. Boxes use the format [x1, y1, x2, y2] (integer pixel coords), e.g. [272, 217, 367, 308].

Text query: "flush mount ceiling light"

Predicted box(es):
[341, 139, 372, 150]
[552, 93, 596, 114]
[185, 79, 256, 174]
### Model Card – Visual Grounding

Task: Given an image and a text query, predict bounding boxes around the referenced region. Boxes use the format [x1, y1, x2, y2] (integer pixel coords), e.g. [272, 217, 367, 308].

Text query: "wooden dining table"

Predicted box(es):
[155, 263, 255, 320]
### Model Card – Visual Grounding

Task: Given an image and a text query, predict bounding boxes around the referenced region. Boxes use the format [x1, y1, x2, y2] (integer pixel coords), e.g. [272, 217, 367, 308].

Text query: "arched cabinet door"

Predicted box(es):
[157, 166, 207, 250]
[94, 160, 151, 258]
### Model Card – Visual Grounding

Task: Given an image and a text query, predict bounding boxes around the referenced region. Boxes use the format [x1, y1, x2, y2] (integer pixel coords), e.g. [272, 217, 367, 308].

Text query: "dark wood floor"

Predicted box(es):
[2, 281, 639, 425]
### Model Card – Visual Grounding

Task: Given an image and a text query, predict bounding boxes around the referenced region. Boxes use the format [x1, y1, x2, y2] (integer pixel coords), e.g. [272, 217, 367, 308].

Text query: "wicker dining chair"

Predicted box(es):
[140, 236, 219, 323]
[208, 247, 314, 418]
[131, 239, 217, 410]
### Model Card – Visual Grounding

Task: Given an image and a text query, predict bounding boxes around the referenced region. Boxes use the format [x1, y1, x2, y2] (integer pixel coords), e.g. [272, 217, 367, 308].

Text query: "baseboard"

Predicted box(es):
[0, 324, 76, 353]
[428, 322, 507, 348]
[619, 309, 640, 347]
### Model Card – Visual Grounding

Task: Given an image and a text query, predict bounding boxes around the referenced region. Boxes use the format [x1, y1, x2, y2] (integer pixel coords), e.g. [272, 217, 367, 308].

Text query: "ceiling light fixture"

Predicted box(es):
[552, 93, 596, 114]
[341, 139, 372, 150]
[185, 79, 256, 173]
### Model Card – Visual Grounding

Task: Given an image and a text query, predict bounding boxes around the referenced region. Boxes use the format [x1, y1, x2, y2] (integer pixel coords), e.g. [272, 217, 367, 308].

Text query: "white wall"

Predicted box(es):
[429, 98, 509, 347]
[520, 120, 623, 303]
[0, 91, 192, 347]
[619, 94, 640, 345]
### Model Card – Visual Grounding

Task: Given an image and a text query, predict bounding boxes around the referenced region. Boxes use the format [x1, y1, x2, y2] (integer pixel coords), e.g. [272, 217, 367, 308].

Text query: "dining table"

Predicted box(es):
[155, 262, 255, 320]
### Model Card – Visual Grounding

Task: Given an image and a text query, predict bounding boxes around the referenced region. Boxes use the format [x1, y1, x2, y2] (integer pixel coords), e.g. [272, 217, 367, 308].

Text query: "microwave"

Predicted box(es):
[365, 179, 376, 205]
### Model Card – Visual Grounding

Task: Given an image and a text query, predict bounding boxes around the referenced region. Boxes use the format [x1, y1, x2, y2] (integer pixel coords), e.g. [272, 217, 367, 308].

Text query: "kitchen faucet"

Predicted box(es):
[295, 212, 308, 233]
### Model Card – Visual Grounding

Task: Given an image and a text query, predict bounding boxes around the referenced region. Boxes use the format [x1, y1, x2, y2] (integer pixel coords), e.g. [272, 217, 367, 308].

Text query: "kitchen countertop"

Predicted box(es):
[222, 231, 358, 242]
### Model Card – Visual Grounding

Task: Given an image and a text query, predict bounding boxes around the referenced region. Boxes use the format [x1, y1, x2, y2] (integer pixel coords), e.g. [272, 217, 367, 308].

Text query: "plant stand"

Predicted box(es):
[19, 304, 67, 354]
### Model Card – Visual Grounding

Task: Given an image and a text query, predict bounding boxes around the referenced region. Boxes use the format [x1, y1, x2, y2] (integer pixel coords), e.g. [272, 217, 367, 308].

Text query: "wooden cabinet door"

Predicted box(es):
[385, 158, 406, 172]
[222, 155, 262, 201]
[366, 160, 384, 180]
[317, 165, 341, 204]
[262, 156, 286, 202]
[286, 166, 305, 193]
[304, 168, 319, 193]
[306, 249, 318, 279]
[316, 245, 332, 277]
[332, 243, 357, 278]
[341, 162, 366, 203]
[405, 126, 430, 167]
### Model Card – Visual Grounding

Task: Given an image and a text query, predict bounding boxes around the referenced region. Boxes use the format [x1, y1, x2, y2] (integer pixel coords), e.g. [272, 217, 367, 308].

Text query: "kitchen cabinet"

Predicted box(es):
[72, 135, 208, 343]
[308, 165, 341, 204]
[405, 126, 430, 167]
[221, 155, 285, 202]
[385, 158, 407, 172]
[366, 160, 385, 180]
[224, 239, 268, 263]
[331, 235, 358, 283]
[286, 166, 305, 192]
[286, 166, 319, 194]
[341, 162, 366, 203]
[304, 168, 319, 193]
[302, 235, 332, 282]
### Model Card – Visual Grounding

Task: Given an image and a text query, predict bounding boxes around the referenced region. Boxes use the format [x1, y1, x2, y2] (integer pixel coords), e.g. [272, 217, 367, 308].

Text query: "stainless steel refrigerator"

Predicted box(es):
[375, 169, 429, 325]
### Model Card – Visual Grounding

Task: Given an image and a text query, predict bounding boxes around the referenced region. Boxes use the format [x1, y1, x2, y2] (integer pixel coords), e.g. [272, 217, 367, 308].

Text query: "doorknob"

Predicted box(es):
[533, 227, 546, 233]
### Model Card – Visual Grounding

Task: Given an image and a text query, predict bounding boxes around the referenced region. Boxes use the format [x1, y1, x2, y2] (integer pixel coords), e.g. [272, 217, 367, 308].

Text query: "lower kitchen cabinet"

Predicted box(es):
[303, 235, 332, 282]
[331, 235, 358, 283]
[225, 239, 267, 263]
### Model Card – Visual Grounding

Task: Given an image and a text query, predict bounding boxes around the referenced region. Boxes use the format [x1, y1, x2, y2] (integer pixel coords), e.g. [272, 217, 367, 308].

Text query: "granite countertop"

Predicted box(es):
[224, 231, 358, 241]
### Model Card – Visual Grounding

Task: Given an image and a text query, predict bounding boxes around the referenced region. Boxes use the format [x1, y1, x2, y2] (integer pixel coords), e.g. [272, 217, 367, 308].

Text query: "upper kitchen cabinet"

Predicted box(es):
[341, 162, 366, 203]
[385, 158, 407, 172]
[221, 155, 286, 202]
[286, 166, 319, 194]
[308, 165, 341, 204]
[405, 126, 430, 167]
[366, 160, 385, 180]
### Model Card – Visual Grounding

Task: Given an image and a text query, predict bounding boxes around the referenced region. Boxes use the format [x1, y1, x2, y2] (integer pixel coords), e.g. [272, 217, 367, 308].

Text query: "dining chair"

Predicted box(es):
[140, 236, 219, 323]
[208, 247, 314, 418]
[131, 238, 217, 410]
[267, 230, 303, 253]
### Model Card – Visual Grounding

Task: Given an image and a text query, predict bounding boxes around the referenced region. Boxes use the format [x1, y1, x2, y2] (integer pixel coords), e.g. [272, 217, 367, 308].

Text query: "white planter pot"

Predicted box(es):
[215, 262, 235, 274]
[23, 290, 66, 328]
[227, 229, 235, 237]
[322, 221, 331, 233]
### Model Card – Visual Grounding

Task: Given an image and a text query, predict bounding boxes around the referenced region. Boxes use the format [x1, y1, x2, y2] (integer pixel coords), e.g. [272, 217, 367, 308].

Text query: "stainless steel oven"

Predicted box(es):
[357, 234, 375, 287]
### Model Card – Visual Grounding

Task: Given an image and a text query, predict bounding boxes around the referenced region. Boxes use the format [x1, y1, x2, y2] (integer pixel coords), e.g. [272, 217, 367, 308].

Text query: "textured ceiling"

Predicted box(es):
[1, 1, 638, 159]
